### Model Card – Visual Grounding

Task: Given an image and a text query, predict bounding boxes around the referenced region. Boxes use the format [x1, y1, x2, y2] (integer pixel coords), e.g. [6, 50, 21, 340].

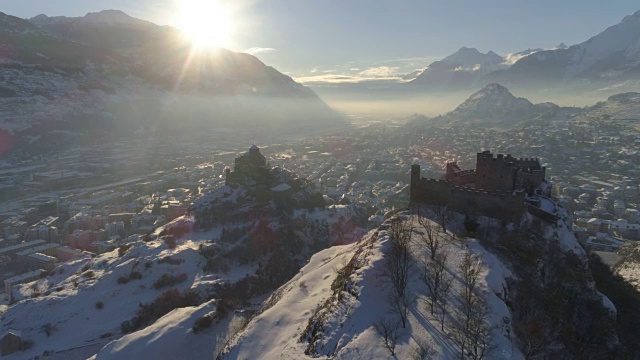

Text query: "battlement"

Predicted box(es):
[411, 150, 546, 223]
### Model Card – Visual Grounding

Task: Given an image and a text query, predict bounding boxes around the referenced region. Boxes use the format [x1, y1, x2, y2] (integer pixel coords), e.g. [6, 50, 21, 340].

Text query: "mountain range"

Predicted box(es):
[408, 10, 640, 90]
[0, 10, 342, 159]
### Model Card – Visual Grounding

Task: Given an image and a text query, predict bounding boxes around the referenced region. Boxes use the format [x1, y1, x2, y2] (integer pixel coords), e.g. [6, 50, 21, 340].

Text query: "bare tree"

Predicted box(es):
[424, 251, 449, 315]
[451, 310, 470, 360]
[412, 338, 438, 360]
[435, 204, 450, 232]
[418, 216, 442, 260]
[459, 252, 482, 308]
[436, 273, 453, 331]
[465, 299, 494, 360]
[452, 294, 493, 360]
[515, 318, 547, 360]
[385, 217, 414, 328]
[375, 318, 400, 356]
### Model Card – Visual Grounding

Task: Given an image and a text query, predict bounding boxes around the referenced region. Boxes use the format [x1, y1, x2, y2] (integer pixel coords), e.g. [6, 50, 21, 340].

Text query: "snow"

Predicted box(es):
[223, 215, 524, 359]
[0, 237, 217, 359]
[94, 301, 220, 360]
[271, 183, 291, 192]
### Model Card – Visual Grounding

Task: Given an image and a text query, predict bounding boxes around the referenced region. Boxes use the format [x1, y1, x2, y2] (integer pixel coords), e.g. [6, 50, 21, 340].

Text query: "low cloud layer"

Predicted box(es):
[245, 47, 276, 55]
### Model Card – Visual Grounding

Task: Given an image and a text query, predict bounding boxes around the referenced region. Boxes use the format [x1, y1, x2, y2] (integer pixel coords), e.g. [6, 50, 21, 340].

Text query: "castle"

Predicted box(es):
[225, 144, 268, 186]
[410, 151, 547, 222]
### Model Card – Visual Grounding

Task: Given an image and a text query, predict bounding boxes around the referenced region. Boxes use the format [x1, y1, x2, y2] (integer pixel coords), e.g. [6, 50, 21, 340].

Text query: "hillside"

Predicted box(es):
[216, 210, 633, 359]
[0, 168, 368, 359]
[220, 214, 520, 359]
[0, 10, 343, 159]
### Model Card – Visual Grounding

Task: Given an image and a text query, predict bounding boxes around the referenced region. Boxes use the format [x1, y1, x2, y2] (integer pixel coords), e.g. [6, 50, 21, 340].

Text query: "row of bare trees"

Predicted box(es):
[376, 213, 494, 359]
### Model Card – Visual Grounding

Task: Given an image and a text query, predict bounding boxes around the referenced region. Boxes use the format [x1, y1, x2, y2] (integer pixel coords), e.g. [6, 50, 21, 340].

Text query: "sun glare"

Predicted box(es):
[176, 0, 233, 49]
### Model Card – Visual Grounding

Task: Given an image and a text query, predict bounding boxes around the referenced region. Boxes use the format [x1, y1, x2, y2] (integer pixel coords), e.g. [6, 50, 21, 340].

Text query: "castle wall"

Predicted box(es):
[475, 152, 515, 191]
[448, 187, 525, 223]
[445, 162, 476, 186]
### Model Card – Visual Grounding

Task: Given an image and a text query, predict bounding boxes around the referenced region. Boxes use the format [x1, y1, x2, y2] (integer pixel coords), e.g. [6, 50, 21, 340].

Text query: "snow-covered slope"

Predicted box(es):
[221, 214, 522, 359]
[493, 10, 640, 84]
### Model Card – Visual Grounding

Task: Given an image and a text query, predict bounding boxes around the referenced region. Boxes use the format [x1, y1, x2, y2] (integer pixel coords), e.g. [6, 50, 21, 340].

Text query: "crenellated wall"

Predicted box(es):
[410, 164, 526, 223]
[475, 151, 516, 191]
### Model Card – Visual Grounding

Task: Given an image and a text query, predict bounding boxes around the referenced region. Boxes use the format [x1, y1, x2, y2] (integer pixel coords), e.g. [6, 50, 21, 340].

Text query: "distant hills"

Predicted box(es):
[0, 10, 343, 158]
[408, 83, 640, 129]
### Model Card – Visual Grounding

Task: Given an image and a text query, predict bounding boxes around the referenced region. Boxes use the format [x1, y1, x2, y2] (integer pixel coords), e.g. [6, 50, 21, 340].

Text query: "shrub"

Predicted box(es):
[118, 244, 132, 257]
[117, 276, 130, 284]
[153, 273, 188, 290]
[164, 235, 177, 249]
[192, 313, 214, 334]
[129, 271, 143, 280]
[42, 323, 57, 337]
[158, 256, 184, 265]
[121, 289, 201, 333]
[145, 261, 153, 269]
[95, 301, 104, 310]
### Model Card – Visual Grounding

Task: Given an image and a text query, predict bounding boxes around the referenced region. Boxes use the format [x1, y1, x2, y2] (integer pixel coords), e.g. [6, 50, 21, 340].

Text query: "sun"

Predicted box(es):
[176, 0, 233, 49]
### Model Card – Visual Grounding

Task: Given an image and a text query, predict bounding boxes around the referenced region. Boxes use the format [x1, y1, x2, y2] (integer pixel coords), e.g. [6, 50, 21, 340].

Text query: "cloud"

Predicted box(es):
[244, 47, 276, 55]
[295, 73, 406, 85]
[358, 66, 400, 78]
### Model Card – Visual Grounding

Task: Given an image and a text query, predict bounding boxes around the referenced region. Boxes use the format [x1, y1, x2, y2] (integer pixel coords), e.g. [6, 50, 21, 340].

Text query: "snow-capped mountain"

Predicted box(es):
[502, 48, 543, 65]
[409, 47, 506, 88]
[491, 10, 640, 84]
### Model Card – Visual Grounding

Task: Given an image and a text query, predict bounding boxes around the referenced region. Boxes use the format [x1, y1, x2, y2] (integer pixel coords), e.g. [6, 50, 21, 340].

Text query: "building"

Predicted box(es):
[225, 145, 269, 186]
[25, 224, 59, 243]
[0, 240, 47, 259]
[411, 151, 549, 223]
[27, 253, 57, 272]
[55, 246, 83, 262]
[4, 269, 46, 298]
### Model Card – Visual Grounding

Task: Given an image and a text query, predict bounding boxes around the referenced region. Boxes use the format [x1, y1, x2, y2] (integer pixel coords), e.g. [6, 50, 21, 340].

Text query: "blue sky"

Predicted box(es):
[1, 0, 638, 81]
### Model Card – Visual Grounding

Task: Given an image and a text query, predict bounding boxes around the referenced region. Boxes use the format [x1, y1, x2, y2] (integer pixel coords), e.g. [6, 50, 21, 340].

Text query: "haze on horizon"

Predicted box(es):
[2, 0, 639, 116]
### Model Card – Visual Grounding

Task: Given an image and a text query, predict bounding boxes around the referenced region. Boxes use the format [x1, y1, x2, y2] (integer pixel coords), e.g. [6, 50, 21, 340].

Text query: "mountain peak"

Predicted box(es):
[442, 47, 504, 65]
[622, 9, 640, 23]
[473, 82, 512, 96]
[82, 9, 147, 26]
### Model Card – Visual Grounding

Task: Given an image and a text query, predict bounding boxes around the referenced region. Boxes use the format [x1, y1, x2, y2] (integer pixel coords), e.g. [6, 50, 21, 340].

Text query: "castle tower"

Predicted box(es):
[410, 164, 421, 204]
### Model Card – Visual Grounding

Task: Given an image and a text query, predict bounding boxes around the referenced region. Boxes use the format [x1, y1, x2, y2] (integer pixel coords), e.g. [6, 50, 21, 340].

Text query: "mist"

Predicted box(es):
[309, 81, 640, 119]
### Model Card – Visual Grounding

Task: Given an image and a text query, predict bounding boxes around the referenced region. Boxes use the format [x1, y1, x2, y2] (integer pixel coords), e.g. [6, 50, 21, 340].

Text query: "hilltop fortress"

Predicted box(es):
[411, 151, 548, 222]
